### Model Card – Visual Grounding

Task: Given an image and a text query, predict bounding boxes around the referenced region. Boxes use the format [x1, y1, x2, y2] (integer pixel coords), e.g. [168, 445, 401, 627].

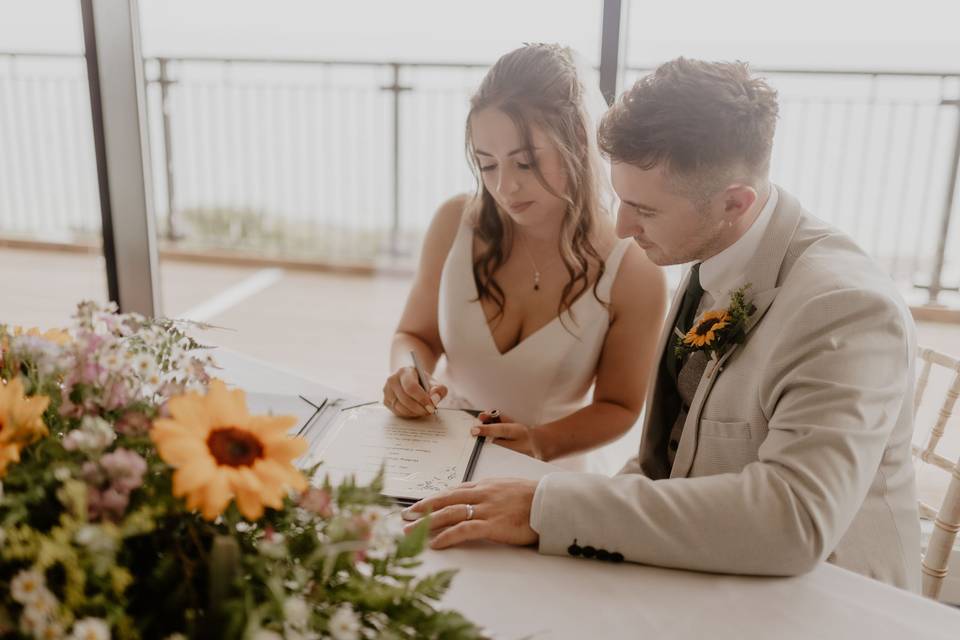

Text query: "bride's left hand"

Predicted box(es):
[472, 411, 543, 460]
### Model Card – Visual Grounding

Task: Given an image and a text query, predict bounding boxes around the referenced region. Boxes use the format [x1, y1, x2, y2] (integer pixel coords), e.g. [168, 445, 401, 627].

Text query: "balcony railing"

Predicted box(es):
[1, 52, 958, 302]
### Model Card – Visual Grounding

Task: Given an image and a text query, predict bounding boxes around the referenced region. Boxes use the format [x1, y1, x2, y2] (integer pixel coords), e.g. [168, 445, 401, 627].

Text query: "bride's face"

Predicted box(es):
[470, 107, 568, 230]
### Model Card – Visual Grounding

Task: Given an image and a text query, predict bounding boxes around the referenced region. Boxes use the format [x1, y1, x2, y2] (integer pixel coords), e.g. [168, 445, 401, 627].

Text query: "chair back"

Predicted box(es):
[912, 346, 960, 599]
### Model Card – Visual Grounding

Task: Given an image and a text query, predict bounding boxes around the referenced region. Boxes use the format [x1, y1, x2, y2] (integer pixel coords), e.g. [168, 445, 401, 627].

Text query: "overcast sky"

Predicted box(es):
[1, 0, 959, 70]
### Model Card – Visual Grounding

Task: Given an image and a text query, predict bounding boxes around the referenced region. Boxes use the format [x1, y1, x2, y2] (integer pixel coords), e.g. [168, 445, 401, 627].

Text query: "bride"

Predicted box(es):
[382, 44, 665, 470]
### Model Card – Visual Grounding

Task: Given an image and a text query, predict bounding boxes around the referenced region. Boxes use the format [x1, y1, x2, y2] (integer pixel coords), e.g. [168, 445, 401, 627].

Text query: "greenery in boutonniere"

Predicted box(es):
[0, 302, 484, 640]
[674, 284, 757, 364]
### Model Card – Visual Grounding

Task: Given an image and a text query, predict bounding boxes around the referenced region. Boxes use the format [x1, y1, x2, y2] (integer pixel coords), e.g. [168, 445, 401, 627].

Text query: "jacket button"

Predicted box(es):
[567, 543, 582, 557]
[610, 552, 624, 563]
[582, 546, 597, 559]
[596, 549, 611, 561]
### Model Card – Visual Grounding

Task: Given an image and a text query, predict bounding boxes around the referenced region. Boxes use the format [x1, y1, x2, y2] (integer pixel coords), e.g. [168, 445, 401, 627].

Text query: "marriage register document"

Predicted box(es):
[308, 405, 481, 503]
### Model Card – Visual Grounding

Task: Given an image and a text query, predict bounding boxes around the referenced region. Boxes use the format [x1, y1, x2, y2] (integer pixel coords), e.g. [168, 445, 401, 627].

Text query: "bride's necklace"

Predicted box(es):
[519, 234, 544, 292]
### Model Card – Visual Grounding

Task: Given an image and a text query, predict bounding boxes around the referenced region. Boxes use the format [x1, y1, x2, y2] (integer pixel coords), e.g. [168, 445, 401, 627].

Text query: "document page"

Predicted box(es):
[309, 405, 481, 501]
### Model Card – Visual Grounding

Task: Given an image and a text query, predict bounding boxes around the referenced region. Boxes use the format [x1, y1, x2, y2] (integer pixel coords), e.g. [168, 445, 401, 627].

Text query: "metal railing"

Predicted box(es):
[1, 51, 958, 302]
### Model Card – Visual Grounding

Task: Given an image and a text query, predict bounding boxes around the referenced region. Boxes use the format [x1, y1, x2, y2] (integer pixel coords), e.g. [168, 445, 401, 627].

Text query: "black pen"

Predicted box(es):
[409, 350, 439, 420]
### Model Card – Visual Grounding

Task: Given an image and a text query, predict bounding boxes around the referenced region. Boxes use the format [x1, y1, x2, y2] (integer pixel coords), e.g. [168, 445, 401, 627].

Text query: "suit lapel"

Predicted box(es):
[668, 188, 805, 479]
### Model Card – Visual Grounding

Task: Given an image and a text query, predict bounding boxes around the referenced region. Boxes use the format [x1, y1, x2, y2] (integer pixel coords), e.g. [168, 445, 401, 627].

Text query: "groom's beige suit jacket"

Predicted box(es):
[530, 187, 921, 591]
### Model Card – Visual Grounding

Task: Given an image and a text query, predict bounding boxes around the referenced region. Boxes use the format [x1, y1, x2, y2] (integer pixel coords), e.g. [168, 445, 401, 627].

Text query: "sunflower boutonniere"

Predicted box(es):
[674, 283, 757, 372]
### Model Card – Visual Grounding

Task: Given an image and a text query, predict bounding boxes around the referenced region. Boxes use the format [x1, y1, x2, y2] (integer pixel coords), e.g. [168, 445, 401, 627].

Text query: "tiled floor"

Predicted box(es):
[3, 245, 959, 484]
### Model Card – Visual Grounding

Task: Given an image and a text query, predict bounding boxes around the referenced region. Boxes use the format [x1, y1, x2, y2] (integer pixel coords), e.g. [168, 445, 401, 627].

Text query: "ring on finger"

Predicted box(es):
[465, 504, 475, 521]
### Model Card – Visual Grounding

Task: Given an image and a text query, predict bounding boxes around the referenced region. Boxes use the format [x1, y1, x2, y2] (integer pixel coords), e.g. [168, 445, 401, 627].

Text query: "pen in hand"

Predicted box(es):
[409, 350, 440, 420]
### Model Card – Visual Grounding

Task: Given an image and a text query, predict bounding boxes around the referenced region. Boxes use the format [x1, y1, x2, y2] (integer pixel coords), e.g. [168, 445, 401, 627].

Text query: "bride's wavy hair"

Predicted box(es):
[464, 43, 611, 327]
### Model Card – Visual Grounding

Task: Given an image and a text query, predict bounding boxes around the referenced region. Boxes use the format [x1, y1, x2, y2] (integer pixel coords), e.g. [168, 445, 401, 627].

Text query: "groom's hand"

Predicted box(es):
[402, 478, 539, 550]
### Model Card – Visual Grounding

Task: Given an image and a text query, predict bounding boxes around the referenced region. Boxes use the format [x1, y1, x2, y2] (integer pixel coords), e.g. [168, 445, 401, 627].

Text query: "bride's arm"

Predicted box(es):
[534, 243, 666, 461]
[385, 195, 467, 417]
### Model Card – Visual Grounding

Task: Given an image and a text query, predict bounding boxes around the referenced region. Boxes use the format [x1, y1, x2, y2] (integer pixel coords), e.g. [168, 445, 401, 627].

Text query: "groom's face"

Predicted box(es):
[611, 162, 724, 266]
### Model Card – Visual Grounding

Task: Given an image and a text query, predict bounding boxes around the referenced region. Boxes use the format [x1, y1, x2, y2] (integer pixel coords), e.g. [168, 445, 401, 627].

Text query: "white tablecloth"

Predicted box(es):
[215, 347, 960, 639]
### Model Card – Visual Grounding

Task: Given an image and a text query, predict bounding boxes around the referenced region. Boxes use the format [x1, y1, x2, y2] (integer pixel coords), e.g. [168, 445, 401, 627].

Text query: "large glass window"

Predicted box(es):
[134, 0, 606, 396]
[623, 0, 960, 301]
[0, 0, 109, 327]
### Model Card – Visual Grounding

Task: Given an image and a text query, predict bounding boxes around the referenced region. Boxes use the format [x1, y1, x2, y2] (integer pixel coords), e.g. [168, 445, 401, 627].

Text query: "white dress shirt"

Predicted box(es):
[696, 185, 780, 312]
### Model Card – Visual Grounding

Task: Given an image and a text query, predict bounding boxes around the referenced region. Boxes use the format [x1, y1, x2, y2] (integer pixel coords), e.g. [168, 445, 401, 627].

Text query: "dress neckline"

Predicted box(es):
[467, 234, 629, 357]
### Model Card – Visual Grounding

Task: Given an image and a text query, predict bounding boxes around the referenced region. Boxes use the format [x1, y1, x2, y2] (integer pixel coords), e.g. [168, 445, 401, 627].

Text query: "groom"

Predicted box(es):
[404, 58, 921, 590]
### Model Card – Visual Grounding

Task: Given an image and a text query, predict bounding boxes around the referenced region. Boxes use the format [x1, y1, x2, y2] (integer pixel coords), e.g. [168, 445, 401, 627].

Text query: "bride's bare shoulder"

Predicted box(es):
[609, 242, 667, 319]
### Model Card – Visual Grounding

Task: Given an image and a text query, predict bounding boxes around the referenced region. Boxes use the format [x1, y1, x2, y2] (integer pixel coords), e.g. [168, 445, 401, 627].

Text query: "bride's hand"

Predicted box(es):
[472, 411, 544, 460]
[382, 367, 447, 418]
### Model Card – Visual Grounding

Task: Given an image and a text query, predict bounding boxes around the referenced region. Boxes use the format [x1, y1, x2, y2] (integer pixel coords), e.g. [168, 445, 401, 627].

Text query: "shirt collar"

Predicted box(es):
[698, 184, 779, 305]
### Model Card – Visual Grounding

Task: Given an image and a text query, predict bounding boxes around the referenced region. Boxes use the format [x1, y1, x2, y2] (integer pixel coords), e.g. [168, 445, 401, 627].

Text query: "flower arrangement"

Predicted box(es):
[674, 284, 757, 365]
[0, 303, 483, 640]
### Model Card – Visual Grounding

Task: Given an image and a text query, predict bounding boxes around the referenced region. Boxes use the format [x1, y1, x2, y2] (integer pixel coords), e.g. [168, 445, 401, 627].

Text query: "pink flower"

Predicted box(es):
[101, 487, 128, 516]
[298, 487, 333, 518]
[81, 461, 106, 486]
[115, 411, 150, 436]
[79, 360, 102, 385]
[102, 378, 130, 411]
[88, 486, 129, 522]
[158, 381, 186, 398]
[99, 448, 147, 493]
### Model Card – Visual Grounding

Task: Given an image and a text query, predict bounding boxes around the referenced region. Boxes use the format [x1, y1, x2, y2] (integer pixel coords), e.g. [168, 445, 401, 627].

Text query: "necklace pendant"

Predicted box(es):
[533, 272, 540, 291]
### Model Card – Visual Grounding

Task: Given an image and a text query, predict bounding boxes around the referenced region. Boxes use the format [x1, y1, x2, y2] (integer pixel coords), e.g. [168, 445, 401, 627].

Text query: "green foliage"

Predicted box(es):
[0, 304, 485, 639]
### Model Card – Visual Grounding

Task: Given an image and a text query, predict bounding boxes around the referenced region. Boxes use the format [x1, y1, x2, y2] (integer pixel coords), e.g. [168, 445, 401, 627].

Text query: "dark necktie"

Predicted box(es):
[652, 263, 705, 475]
[664, 263, 704, 382]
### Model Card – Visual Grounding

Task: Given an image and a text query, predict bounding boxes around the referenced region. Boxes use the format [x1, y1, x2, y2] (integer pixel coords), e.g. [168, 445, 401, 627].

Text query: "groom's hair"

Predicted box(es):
[599, 58, 779, 205]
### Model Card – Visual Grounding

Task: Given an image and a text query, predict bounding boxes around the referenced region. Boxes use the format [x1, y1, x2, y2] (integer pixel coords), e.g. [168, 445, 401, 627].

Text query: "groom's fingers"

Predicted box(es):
[403, 503, 476, 534]
[430, 520, 487, 549]
[405, 486, 485, 516]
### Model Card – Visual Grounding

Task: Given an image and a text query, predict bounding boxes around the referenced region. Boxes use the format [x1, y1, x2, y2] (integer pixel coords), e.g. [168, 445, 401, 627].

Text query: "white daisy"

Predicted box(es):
[10, 569, 46, 604]
[283, 596, 310, 629]
[328, 605, 361, 640]
[37, 620, 66, 640]
[70, 617, 110, 640]
[131, 353, 156, 380]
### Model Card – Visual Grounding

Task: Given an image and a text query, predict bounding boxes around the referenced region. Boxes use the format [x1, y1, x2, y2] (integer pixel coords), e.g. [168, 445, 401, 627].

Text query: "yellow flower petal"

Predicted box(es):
[206, 380, 251, 428]
[172, 461, 216, 496]
[165, 394, 214, 433]
[151, 381, 307, 521]
[155, 438, 211, 467]
[0, 377, 50, 477]
[263, 437, 308, 464]
[256, 458, 307, 492]
[201, 473, 233, 521]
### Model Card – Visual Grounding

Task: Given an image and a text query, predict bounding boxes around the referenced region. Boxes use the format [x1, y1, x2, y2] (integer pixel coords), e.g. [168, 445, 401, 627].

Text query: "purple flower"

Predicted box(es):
[80, 461, 106, 486]
[115, 411, 150, 436]
[88, 486, 129, 522]
[99, 448, 147, 493]
[102, 378, 130, 411]
[101, 487, 128, 516]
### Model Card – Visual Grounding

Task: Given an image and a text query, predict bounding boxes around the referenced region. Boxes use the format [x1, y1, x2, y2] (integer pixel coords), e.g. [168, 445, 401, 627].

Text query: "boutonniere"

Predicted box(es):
[674, 284, 757, 374]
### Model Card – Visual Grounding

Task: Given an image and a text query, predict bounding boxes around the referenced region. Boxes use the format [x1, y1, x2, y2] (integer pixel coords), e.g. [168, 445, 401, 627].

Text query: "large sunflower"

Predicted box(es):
[151, 380, 308, 521]
[683, 310, 731, 348]
[0, 377, 50, 477]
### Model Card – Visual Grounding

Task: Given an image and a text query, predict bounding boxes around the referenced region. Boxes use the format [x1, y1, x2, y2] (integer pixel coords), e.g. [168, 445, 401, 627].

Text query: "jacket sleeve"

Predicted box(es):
[530, 286, 912, 576]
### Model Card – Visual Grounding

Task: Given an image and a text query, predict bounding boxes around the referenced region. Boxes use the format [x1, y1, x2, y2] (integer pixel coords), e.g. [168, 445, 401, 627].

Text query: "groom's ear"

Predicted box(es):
[721, 184, 759, 222]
